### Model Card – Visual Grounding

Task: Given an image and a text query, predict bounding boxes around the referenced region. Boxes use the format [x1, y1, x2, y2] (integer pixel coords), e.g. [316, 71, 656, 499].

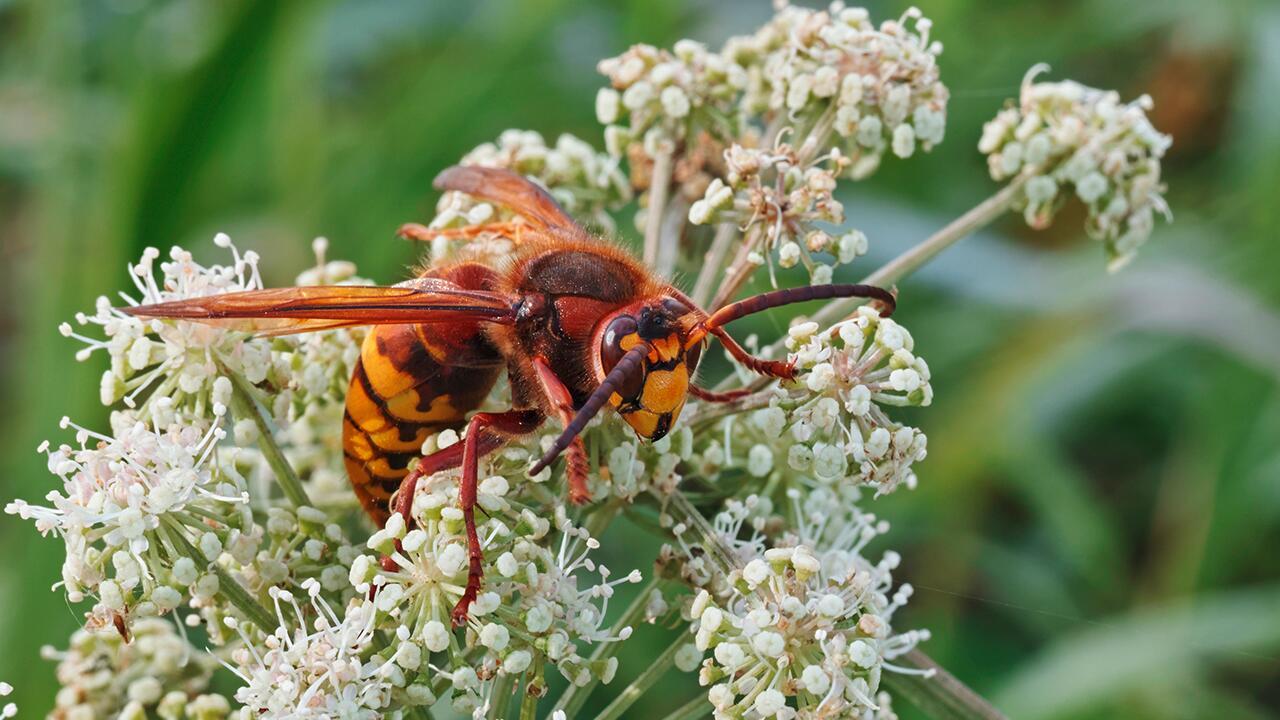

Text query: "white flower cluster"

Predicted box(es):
[43, 618, 228, 720]
[9, 1, 1125, 715]
[689, 143, 866, 286]
[597, 39, 748, 201]
[724, 3, 947, 176]
[5, 416, 249, 632]
[675, 308, 930, 501]
[225, 582, 401, 718]
[62, 236, 278, 422]
[350, 468, 639, 714]
[430, 129, 631, 243]
[980, 65, 1172, 270]
[687, 487, 928, 719]
[191, 504, 359, 647]
[781, 306, 931, 495]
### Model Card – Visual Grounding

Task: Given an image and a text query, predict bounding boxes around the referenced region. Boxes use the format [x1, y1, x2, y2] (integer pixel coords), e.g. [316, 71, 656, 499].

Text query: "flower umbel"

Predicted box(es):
[8, 3, 1175, 719]
[6, 415, 248, 631]
[43, 618, 226, 720]
[61, 236, 277, 422]
[225, 582, 402, 717]
[981, 64, 1172, 269]
[687, 487, 929, 719]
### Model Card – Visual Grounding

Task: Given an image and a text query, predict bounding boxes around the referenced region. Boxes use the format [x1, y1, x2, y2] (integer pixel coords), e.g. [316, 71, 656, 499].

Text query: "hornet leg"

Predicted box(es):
[531, 357, 592, 505]
[397, 221, 525, 245]
[452, 409, 543, 627]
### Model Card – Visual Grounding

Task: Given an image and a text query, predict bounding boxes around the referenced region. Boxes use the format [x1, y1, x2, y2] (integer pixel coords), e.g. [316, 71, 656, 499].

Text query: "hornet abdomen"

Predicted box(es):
[342, 263, 503, 525]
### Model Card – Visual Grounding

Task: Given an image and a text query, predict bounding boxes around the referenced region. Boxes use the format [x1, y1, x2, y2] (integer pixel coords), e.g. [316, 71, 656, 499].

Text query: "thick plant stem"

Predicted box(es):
[811, 175, 1028, 328]
[691, 223, 738, 308]
[709, 224, 765, 310]
[644, 150, 674, 267]
[658, 694, 711, 720]
[655, 195, 689, 280]
[710, 178, 1027, 393]
[553, 573, 662, 717]
[487, 673, 516, 719]
[519, 656, 545, 720]
[882, 649, 1009, 720]
[227, 372, 311, 508]
[592, 634, 685, 720]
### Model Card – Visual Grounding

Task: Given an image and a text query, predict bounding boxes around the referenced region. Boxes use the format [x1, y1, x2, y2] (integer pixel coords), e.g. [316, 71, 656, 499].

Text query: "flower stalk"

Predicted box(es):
[553, 573, 663, 717]
[592, 634, 685, 720]
[643, 148, 674, 268]
[164, 517, 275, 632]
[227, 371, 311, 508]
[691, 223, 739, 307]
[881, 649, 1009, 720]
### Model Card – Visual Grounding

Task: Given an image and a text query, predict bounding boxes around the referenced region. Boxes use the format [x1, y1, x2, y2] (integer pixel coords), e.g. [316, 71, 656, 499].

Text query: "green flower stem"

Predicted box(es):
[487, 673, 516, 719]
[824, 174, 1029, 323]
[882, 649, 1009, 720]
[691, 223, 739, 308]
[709, 224, 766, 311]
[407, 707, 435, 720]
[657, 694, 711, 720]
[553, 573, 663, 717]
[519, 656, 545, 720]
[583, 496, 624, 540]
[591, 633, 685, 720]
[644, 148, 674, 268]
[227, 372, 312, 508]
[655, 194, 690, 280]
[163, 518, 275, 631]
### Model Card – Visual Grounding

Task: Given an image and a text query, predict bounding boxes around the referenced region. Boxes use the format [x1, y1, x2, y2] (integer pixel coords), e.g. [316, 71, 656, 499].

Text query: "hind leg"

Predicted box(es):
[450, 409, 543, 627]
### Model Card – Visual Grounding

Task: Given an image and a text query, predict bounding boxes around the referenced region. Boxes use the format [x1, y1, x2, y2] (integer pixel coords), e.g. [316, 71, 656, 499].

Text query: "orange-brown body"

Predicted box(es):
[342, 238, 671, 525]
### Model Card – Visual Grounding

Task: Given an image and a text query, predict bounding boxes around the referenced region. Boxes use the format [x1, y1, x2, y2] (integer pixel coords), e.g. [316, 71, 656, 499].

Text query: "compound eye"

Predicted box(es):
[601, 315, 643, 399]
[661, 297, 691, 317]
[601, 315, 638, 372]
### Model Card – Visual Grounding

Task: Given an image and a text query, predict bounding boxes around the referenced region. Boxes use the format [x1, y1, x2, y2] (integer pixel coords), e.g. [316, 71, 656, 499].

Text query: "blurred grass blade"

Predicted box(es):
[994, 585, 1280, 718]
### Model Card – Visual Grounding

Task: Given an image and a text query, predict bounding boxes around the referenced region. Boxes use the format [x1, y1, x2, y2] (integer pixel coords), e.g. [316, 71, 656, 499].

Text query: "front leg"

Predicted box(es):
[451, 409, 543, 627]
[397, 221, 525, 245]
[531, 357, 592, 505]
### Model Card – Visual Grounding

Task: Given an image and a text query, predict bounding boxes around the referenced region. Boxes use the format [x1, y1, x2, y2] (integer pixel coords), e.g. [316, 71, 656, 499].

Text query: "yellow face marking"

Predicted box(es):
[624, 409, 661, 437]
[651, 335, 681, 362]
[619, 332, 642, 352]
[641, 364, 688, 414]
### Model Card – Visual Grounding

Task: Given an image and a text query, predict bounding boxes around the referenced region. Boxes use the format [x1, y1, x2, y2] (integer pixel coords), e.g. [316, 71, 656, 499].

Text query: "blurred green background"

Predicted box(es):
[2, 1, 1279, 718]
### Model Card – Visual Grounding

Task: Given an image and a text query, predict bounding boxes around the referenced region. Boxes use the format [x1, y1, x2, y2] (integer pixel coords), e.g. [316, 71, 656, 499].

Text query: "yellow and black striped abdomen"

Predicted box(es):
[343, 322, 500, 525]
